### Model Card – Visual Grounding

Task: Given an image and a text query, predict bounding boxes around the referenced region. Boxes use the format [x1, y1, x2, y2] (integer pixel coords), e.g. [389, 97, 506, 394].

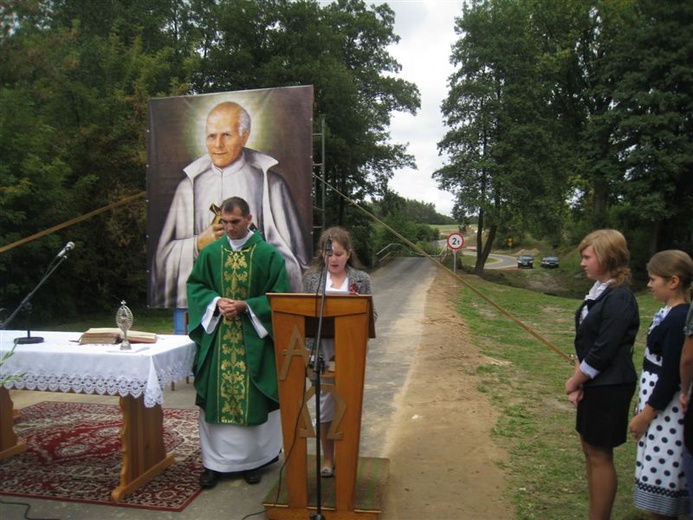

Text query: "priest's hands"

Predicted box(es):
[216, 297, 248, 318]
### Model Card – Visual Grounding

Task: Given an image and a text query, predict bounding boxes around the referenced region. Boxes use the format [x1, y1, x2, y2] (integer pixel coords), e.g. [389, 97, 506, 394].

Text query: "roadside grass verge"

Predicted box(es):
[454, 275, 659, 520]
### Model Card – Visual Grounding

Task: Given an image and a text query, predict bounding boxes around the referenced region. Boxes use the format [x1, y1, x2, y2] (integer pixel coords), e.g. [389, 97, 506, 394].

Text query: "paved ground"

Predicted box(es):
[1, 257, 512, 520]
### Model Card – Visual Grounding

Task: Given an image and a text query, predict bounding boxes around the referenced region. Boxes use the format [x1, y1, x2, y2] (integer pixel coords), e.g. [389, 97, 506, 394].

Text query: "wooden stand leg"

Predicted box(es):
[0, 387, 27, 460]
[111, 395, 175, 502]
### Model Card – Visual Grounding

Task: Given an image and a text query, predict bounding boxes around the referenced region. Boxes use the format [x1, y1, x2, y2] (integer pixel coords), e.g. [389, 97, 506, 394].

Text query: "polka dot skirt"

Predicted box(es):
[634, 363, 690, 516]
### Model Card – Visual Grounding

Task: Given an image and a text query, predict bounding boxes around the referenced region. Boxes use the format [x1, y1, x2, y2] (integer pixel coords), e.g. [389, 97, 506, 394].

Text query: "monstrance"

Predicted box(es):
[116, 301, 134, 351]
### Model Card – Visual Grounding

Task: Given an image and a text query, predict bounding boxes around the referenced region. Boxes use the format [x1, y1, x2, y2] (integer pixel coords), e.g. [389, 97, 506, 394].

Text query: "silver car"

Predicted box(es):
[540, 256, 559, 268]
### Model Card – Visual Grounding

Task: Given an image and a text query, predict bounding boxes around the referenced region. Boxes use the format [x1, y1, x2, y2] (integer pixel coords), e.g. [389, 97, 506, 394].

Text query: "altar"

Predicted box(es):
[0, 330, 196, 502]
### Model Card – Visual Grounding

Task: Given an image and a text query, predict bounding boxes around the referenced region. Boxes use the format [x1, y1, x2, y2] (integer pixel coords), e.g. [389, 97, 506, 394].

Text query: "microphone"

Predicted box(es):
[325, 235, 333, 257]
[57, 241, 75, 259]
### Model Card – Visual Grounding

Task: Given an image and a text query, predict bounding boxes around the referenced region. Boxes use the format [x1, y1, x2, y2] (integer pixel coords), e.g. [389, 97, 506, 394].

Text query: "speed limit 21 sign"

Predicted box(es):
[446, 232, 465, 250]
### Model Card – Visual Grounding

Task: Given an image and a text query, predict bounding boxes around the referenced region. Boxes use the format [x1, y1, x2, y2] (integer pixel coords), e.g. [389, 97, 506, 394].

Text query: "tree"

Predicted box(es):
[0, 87, 75, 319]
[546, 1, 637, 231]
[437, 0, 691, 275]
[0, 0, 189, 317]
[436, 0, 570, 274]
[527, 0, 693, 259]
[607, 0, 693, 258]
[372, 192, 455, 224]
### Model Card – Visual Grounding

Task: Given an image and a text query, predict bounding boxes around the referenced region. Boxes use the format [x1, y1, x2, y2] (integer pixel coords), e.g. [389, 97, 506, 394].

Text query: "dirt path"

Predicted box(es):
[382, 268, 514, 519]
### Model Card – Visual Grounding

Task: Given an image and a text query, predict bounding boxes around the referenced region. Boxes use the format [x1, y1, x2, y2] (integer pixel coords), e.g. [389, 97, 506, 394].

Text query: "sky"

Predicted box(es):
[375, 0, 466, 217]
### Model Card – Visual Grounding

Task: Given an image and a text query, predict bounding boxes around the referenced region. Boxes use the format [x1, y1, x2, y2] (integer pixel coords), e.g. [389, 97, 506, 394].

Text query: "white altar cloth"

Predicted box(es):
[0, 330, 195, 408]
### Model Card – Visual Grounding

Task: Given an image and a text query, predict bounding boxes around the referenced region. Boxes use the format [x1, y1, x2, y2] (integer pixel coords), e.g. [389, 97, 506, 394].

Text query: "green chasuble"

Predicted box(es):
[186, 232, 290, 425]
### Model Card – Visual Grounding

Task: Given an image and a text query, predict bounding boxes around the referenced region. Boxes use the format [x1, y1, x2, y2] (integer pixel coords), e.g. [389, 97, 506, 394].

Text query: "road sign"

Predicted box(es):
[446, 232, 465, 250]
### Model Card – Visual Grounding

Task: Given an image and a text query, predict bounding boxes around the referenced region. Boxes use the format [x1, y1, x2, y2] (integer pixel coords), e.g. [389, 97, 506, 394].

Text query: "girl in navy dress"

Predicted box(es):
[630, 250, 693, 518]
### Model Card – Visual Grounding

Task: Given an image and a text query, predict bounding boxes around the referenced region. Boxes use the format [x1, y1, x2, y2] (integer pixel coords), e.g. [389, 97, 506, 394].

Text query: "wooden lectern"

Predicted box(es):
[266, 293, 379, 520]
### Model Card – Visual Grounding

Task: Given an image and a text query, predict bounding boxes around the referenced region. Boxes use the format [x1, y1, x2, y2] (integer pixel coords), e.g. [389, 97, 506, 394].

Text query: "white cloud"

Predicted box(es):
[378, 0, 465, 217]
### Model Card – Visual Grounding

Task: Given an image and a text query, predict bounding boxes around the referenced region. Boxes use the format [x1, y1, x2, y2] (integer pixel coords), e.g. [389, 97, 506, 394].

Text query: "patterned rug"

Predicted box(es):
[0, 401, 202, 511]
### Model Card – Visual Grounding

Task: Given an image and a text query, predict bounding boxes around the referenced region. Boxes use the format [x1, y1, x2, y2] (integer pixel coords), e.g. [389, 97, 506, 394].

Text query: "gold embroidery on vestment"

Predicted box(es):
[216, 245, 255, 424]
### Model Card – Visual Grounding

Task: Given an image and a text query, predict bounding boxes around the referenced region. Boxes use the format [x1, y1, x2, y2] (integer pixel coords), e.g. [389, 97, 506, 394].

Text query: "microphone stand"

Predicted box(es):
[1, 252, 71, 344]
[309, 240, 332, 520]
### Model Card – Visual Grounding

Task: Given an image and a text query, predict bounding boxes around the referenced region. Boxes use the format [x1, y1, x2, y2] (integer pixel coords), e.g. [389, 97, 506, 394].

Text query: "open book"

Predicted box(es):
[79, 327, 158, 345]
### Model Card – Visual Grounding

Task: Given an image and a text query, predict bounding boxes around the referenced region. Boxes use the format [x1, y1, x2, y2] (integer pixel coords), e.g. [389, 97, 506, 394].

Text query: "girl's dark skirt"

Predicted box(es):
[576, 382, 636, 448]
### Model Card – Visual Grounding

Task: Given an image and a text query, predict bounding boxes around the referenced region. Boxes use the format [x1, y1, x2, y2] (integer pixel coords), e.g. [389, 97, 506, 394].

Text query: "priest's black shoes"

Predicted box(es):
[199, 468, 220, 489]
[243, 468, 262, 484]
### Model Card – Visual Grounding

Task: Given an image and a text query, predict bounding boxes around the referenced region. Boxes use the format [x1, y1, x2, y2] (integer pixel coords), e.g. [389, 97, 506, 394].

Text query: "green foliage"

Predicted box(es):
[0, 343, 25, 386]
[366, 191, 444, 263]
[372, 191, 456, 224]
[0, 86, 76, 319]
[0, 1, 188, 318]
[606, 0, 693, 255]
[334, 201, 380, 269]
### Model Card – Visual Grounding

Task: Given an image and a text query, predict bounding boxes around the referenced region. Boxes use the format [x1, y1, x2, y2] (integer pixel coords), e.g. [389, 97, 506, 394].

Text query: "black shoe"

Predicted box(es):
[243, 468, 262, 485]
[199, 468, 220, 489]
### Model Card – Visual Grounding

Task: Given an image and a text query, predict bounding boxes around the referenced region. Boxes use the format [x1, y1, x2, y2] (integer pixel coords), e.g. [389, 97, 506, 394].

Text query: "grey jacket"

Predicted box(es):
[302, 265, 377, 321]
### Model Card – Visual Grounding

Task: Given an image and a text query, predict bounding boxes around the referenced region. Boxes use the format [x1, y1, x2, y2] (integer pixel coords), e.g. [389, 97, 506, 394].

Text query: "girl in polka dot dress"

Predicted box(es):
[629, 250, 693, 518]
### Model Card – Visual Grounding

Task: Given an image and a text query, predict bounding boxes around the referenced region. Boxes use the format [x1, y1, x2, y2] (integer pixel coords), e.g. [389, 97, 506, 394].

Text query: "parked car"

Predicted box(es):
[517, 255, 534, 268]
[541, 256, 560, 268]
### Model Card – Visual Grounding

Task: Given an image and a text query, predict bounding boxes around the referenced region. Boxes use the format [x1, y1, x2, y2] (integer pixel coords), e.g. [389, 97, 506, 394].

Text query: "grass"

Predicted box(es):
[434, 223, 466, 236]
[38, 306, 177, 334]
[454, 275, 660, 520]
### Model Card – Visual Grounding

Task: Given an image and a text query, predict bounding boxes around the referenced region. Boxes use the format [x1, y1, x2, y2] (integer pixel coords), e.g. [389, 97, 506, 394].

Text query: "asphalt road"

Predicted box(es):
[436, 240, 517, 269]
[1, 257, 440, 520]
[360, 257, 439, 455]
[461, 249, 516, 269]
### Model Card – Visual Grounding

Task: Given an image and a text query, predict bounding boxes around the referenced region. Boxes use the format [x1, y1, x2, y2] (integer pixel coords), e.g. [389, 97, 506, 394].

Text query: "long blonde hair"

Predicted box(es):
[579, 229, 631, 287]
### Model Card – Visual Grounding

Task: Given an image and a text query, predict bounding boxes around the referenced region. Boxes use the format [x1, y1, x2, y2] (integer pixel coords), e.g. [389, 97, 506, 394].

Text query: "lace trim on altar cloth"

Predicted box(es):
[2, 359, 193, 409]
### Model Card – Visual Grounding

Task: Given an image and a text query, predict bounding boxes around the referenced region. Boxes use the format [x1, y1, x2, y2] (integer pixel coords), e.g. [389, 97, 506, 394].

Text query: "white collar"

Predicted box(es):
[585, 279, 613, 301]
[227, 230, 253, 251]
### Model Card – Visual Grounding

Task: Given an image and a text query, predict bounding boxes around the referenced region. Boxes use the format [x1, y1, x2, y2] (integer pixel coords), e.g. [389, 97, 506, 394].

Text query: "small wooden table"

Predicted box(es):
[0, 331, 195, 502]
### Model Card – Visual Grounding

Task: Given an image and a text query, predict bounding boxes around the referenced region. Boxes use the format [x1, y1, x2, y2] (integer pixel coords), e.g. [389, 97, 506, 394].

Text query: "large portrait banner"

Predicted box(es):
[146, 85, 314, 309]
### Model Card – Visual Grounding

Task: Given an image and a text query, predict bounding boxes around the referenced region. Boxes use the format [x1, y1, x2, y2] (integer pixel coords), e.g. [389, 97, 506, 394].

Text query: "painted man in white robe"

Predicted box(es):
[151, 101, 309, 308]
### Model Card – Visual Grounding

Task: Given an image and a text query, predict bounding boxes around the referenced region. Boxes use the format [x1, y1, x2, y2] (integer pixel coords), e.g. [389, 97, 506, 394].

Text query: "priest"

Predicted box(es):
[187, 196, 290, 488]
